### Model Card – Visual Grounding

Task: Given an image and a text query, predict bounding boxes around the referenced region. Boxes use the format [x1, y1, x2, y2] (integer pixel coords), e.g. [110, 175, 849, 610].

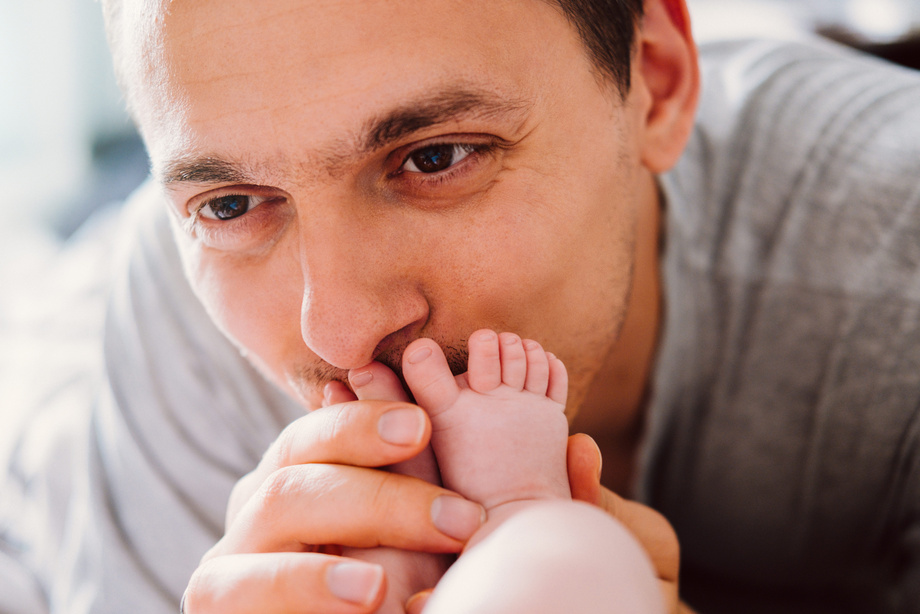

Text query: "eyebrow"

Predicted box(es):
[159, 87, 530, 187]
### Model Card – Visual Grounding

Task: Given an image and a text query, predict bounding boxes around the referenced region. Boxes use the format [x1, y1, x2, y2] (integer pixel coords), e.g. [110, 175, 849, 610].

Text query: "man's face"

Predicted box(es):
[129, 0, 651, 415]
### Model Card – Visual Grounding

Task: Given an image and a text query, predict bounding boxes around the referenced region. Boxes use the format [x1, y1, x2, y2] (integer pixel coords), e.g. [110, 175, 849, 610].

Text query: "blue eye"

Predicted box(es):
[200, 194, 250, 220]
[402, 144, 474, 174]
[197, 193, 279, 221]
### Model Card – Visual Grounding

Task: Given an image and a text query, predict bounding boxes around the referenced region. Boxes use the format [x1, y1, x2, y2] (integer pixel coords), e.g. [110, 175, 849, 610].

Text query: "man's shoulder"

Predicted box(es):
[666, 36, 920, 297]
[644, 41, 920, 611]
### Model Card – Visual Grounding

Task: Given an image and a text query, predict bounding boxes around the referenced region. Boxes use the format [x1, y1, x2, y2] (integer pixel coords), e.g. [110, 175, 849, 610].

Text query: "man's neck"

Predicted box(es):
[570, 172, 663, 496]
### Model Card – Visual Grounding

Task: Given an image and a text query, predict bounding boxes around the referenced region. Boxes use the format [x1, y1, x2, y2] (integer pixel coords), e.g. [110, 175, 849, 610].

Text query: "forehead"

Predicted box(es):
[124, 0, 593, 169]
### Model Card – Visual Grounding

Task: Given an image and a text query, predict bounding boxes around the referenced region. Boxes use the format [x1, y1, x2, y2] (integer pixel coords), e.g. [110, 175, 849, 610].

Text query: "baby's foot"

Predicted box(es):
[402, 329, 570, 512]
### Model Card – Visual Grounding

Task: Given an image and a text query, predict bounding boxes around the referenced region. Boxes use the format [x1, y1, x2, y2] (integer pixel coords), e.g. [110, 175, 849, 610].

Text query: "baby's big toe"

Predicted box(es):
[402, 339, 460, 416]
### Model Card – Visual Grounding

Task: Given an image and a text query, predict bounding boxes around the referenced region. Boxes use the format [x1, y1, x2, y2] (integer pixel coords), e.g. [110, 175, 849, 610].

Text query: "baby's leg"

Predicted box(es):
[422, 501, 665, 614]
[402, 329, 570, 512]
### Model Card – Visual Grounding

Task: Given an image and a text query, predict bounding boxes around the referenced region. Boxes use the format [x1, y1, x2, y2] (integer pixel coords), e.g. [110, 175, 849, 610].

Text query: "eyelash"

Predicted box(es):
[389, 139, 499, 189]
[183, 187, 285, 247]
[184, 137, 501, 241]
[194, 192, 271, 221]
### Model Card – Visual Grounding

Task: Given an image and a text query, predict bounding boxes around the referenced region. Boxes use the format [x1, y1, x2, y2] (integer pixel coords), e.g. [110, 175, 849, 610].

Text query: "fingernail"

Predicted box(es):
[377, 407, 426, 446]
[407, 346, 432, 364]
[405, 590, 433, 614]
[351, 370, 373, 388]
[327, 561, 384, 605]
[592, 437, 603, 481]
[431, 496, 485, 541]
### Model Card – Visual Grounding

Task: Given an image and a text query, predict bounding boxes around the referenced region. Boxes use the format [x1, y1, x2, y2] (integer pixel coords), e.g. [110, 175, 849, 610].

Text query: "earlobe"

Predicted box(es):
[634, 0, 700, 174]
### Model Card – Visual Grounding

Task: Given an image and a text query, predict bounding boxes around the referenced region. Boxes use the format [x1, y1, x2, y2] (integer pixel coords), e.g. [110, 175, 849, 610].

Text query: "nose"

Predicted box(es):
[297, 216, 429, 370]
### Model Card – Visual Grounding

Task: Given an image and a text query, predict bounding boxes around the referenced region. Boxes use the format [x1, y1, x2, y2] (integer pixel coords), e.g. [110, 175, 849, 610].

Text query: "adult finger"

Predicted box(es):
[184, 552, 385, 614]
[566, 433, 604, 503]
[228, 400, 432, 526]
[268, 401, 431, 470]
[214, 464, 485, 558]
[405, 589, 433, 614]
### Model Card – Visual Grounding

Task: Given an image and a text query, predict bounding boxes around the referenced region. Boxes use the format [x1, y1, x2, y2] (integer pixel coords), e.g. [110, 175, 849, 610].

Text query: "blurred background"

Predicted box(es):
[0, 0, 148, 301]
[0, 0, 918, 267]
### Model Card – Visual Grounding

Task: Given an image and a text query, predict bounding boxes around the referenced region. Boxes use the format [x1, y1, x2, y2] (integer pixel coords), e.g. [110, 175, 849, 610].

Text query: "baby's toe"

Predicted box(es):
[522, 339, 550, 395]
[497, 332, 527, 390]
[546, 352, 569, 406]
[349, 361, 411, 402]
[466, 329, 503, 393]
[402, 338, 460, 416]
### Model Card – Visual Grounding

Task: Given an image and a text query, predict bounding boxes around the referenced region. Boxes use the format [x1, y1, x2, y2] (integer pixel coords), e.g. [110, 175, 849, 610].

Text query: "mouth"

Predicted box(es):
[288, 336, 471, 403]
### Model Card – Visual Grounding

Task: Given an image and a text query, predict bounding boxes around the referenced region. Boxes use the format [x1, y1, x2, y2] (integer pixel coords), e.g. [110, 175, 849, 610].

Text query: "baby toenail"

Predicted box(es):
[408, 346, 432, 364]
[351, 371, 373, 387]
[502, 335, 519, 345]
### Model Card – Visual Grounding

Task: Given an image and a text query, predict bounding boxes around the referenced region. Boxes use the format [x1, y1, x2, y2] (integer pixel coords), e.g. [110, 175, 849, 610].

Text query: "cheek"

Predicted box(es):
[436, 167, 637, 398]
[421, 172, 635, 341]
[178, 236, 305, 369]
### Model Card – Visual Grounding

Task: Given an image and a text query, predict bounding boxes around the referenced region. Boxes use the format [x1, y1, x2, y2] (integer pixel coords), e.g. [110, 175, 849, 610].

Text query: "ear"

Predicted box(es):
[632, 0, 700, 174]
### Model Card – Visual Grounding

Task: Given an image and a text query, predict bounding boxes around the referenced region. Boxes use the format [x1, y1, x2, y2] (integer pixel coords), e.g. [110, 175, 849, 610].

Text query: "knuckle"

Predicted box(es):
[323, 402, 356, 447]
[257, 465, 308, 512]
[255, 464, 341, 518]
[368, 471, 403, 531]
[264, 403, 364, 470]
[269, 418, 303, 469]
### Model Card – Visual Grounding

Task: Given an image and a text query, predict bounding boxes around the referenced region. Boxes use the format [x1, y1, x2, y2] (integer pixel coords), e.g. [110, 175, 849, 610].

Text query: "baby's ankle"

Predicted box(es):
[485, 494, 569, 527]
[463, 495, 569, 553]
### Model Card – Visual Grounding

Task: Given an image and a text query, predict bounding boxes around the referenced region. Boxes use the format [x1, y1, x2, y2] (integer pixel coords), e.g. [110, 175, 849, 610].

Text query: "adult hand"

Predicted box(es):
[182, 396, 484, 614]
[567, 433, 694, 614]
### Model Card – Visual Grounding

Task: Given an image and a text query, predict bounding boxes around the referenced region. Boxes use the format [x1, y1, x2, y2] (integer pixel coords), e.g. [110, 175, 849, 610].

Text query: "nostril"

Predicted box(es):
[372, 317, 427, 364]
[373, 328, 408, 360]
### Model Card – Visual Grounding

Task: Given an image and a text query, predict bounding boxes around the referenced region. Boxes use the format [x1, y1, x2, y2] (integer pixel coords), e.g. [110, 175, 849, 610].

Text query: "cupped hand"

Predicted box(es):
[182, 386, 483, 614]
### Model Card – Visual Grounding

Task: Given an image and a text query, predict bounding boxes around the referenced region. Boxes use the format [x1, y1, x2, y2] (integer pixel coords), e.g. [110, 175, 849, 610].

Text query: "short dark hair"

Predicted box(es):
[548, 0, 645, 94]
